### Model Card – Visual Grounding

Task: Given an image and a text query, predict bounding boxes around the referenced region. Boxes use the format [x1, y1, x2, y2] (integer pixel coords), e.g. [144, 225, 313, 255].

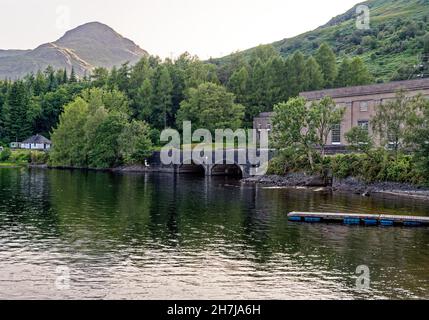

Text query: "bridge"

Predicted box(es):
[148, 149, 276, 178]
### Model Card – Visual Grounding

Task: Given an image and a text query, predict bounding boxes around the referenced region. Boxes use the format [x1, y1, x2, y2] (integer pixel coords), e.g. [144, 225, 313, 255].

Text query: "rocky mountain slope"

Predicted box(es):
[0, 22, 148, 79]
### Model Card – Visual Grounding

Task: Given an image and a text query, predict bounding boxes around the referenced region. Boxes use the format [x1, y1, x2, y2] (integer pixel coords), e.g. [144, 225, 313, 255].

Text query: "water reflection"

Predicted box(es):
[0, 168, 428, 299]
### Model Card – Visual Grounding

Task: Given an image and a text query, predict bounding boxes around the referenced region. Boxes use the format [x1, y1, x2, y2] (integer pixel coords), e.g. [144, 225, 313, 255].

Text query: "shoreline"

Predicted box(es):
[16, 164, 429, 201]
[242, 173, 429, 201]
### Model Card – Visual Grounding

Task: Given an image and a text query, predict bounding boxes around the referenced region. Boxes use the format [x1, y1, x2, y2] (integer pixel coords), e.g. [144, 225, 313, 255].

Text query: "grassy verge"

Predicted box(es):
[0, 161, 27, 168]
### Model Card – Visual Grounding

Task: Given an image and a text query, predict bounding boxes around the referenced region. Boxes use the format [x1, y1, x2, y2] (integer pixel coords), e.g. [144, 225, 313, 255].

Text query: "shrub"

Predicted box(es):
[30, 151, 49, 165]
[0, 148, 12, 162]
[9, 150, 31, 163]
[267, 148, 313, 175]
[330, 153, 365, 179]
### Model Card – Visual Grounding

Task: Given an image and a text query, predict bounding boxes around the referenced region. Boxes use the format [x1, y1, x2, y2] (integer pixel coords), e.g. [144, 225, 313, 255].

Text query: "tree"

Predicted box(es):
[372, 91, 417, 156]
[345, 126, 373, 154]
[315, 43, 337, 88]
[33, 71, 47, 96]
[153, 65, 173, 128]
[248, 58, 268, 114]
[184, 58, 218, 91]
[2, 81, 32, 142]
[272, 97, 319, 171]
[272, 96, 345, 171]
[288, 51, 307, 96]
[228, 66, 249, 103]
[336, 58, 352, 87]
[50, 88, 149, 169]
[118, 120, 153, 164]
[50, 97, 89, 167]
[349, 57, 372, 86]
[45, 66, 58, 91]
[69, 67, 77, 83]
[135, 78, 154, 121]
[407, 95, 429, 182]
[216, 51, 247, 84]
[305, 56, 324, 91]
[87, 112, 127, 168]
[91, 67, 109, 87]
[33, 87, 73, 137]
[81, 87, 129, 114]
[312, 96, 345, 160]
[176, 83, 244, 133]
[249, 45, 279, 66]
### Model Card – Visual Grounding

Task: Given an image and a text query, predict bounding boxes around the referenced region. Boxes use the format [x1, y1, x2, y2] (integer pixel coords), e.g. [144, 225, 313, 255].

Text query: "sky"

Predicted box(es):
[1, 0, 363, 59]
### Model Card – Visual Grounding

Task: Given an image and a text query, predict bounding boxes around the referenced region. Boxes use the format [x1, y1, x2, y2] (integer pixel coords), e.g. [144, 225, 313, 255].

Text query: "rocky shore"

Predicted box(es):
[242, 174, 429, 200]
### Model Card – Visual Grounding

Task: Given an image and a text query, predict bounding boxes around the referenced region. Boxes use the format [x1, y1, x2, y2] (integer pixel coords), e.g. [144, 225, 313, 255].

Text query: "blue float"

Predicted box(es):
[364, 219, 378, 225]
[344, 218, 361, 225]
[287, 212, 429, 227]
[404, 221, 421, 227]
[380, 220, 394, 226]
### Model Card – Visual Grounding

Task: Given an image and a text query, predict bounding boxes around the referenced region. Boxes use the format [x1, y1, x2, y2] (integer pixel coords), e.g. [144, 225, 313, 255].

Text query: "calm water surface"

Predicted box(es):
[0, 168, 428, 299]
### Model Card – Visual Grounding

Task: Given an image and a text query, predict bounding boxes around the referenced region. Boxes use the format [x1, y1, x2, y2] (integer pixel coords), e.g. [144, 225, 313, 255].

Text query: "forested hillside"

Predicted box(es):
[215, 0, 429, 82]
[0, 40, 377, 150]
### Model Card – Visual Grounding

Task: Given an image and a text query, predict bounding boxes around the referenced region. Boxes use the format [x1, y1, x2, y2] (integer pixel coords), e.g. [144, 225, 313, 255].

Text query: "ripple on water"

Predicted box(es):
[0, 170, 428, 299]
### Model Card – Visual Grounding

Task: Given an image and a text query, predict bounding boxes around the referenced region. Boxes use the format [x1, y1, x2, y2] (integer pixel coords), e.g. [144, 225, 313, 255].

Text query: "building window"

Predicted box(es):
[332, 124, 341, 144]
[360, 101, 369, 112]
[358, 120, 369, 132]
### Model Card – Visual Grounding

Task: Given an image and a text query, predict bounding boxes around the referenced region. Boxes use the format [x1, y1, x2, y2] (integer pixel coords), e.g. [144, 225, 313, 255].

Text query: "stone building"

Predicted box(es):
[253, 78, 429, 149]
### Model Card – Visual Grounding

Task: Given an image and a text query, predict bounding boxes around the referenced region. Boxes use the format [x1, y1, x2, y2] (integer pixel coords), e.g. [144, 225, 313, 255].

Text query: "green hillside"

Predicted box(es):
[216, 0, 429, 82]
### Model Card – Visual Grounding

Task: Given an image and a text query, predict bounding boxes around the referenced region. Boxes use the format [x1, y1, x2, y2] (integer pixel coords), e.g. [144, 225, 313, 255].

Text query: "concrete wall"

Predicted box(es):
[322, 88, 429, 146]
[254, 79, 429, 148]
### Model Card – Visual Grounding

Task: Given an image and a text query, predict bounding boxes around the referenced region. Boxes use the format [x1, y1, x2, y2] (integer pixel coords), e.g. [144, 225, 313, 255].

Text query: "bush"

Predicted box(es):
[9, 150, 31, 163]
[267, 148, 313, 175]
[330, 153, 365, 179]
[30, 151, 49, 165]
[0, 148, 12, 162]
[330, 150, 423, 184]
[268, 148, 425, 186]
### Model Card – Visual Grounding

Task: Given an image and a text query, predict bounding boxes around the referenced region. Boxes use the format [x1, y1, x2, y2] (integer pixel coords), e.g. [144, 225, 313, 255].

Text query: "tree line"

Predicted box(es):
[0, 43, 373, 149]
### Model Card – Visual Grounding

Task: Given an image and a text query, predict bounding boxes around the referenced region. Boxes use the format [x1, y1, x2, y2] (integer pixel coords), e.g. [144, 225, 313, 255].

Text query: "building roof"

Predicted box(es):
[22, 134, 52, 144]
[300, 78, 429, 101]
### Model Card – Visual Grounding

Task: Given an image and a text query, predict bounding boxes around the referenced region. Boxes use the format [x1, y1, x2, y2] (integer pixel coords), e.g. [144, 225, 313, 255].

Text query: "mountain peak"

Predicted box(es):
[57, 21, 119, 41]
[0, 22, 148, 79]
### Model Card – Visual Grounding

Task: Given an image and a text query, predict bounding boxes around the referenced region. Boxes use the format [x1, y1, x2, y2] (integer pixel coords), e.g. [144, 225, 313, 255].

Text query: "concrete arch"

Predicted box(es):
[177, 162, 206, 175]
[210, 163, 243, 178]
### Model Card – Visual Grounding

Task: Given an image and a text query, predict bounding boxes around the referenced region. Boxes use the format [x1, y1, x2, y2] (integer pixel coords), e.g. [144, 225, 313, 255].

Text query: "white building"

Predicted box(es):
[11, 134, 52, 151]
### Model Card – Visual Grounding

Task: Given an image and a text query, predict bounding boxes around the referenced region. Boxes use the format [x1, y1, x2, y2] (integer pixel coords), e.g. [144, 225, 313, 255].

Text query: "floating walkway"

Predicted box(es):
[288, 212, 429, 227]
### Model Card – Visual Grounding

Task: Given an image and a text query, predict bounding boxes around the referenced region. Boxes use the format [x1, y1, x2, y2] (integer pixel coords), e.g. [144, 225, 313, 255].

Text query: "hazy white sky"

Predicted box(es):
[1, 0, 362, 59]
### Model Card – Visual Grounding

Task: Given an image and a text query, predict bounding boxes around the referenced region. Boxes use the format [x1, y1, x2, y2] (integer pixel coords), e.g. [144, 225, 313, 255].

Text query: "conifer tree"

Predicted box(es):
[3, 81, 31, 142]
[69, 67, 77, 83]
[349, 57, 372, 86]
[305, 56, 324, 91]
[154, 66, 173, 128]
[315, 43, 337, 88]
[335, 58, 352, 87]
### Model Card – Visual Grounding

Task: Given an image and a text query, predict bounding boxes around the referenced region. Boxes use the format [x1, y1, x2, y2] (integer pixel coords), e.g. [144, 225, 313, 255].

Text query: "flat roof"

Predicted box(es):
[300, 78, 429, 101]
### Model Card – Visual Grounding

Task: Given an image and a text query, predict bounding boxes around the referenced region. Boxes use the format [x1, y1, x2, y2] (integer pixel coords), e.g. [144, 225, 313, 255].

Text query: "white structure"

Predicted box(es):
[11, 134, 52, 151]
